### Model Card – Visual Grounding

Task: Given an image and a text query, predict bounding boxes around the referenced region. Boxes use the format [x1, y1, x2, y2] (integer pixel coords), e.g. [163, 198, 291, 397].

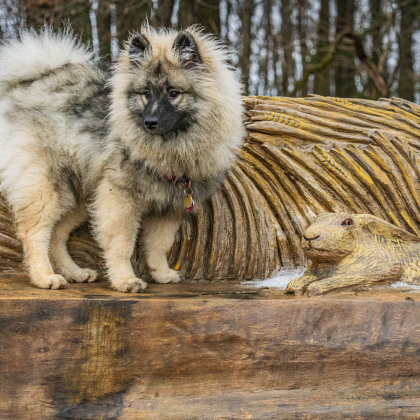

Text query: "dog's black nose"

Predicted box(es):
[144, 117, 158, 130]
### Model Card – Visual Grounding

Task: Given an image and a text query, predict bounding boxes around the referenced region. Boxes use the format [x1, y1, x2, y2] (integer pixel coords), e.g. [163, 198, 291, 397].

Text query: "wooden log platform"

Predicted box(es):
[2, 275, 420, 419]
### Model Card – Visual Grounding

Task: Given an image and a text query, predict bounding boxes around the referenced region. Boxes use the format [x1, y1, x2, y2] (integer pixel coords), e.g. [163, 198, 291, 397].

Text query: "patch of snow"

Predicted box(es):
[390, 281, 420, 292]
[242, 268, 305, 290]
[242, 271, 420, 292]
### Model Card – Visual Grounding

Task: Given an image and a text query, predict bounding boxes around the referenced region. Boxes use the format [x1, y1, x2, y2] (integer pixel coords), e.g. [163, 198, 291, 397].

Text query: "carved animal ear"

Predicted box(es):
[129, 34, 151, 63]
[172, 31, 201, 69]
[356, 214, 420, 243]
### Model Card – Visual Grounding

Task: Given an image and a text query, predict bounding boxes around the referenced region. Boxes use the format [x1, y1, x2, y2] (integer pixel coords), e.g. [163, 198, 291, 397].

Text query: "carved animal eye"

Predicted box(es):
[169, 90, 179, 99]
[341, 219, 354, 226]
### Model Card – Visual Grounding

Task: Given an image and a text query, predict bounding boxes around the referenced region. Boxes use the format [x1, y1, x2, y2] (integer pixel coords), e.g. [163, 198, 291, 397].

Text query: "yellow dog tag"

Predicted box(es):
[184, 194, 193, 209]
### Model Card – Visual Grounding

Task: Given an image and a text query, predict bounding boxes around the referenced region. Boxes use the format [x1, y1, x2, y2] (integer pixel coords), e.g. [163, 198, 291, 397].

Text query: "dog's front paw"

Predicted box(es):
[63, 267, 98, 283]
[152, 268, 181, 284]
[32, 274, 68, 290]
[112, 277, 148, 293]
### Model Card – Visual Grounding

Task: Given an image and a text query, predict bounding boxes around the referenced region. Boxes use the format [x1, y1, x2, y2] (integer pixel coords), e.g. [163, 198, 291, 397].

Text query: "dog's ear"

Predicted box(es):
[173, 31, 201, 69]
[129, 34, 151, 63]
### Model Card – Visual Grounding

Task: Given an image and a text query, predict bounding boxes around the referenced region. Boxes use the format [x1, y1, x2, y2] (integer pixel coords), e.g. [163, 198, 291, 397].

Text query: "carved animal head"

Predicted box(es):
[302, 213, 420, 263]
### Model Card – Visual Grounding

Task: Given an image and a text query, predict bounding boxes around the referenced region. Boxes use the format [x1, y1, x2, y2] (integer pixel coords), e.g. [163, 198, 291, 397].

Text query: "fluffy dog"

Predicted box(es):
[0, 26, 244, 292]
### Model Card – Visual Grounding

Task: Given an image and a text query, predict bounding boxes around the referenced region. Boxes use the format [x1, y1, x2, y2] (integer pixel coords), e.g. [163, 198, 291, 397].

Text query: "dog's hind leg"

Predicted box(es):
[50, 205, 98, 283]
[142, 213, 182, 284]
[12, 178, 69, 289]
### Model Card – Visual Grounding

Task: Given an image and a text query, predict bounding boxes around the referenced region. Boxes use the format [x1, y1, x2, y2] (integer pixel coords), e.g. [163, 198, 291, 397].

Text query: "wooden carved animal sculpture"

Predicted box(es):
[286, 213, 420, 296]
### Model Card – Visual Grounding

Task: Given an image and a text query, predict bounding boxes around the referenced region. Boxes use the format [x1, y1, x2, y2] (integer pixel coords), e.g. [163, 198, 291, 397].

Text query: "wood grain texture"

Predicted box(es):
[2, 275, 420, 419]
[2, 95, 420, 282]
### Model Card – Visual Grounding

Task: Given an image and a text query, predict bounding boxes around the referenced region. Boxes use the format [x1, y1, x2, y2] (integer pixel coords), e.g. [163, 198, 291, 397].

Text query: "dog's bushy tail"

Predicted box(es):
[0, 27, 93, 94]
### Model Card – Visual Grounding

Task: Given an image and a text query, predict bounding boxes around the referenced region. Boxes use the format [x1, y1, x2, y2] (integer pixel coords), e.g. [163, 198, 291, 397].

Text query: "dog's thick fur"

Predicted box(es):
[0, 26, 244, 292]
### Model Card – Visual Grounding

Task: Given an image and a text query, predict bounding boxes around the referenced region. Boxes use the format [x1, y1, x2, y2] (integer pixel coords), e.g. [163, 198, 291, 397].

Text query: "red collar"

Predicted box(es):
[164, 173, 179, 183]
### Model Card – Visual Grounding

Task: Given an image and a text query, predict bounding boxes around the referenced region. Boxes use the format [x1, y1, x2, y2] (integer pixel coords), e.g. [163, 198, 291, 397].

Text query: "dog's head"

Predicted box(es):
[112, 26, 239, 140]
[110, 25, 244, 179]
[126, 30, 202, 138]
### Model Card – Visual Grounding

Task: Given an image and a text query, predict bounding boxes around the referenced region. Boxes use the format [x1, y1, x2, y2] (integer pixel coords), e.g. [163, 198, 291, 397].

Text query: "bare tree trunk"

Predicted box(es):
[177, 0, 194, 29]
[25, 0, 92, 44]
[297, 0, 308, 96]
[273, 32, 281, 95]
[334, 0, 356, 98]
[260, 0, 272, 95]
[368, 0, 385, 97]
[314, 0, 330, 96]
[25, 0, 54, 30]
[96, 0, 111, 59]
[197, 0, 220, 33]
[65, 0, 93, 43]
[369, 0, 383, 66]
[397, 0, 416, 102]
[225, 0, 232, 41]
[281, 0, 294, 95]
[115, 0, 152, 48]
[153, 0, 175, 28]
[178, 0, 220, 34]
[238, 0, 253, 95]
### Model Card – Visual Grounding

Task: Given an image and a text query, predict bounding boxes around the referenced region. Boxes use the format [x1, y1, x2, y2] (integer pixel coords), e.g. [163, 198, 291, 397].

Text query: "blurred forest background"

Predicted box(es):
[0, 0, 419, 102]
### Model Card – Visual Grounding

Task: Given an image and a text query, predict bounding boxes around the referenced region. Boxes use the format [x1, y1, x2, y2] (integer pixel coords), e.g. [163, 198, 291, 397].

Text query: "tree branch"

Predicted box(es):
[290, 31, 389, 97]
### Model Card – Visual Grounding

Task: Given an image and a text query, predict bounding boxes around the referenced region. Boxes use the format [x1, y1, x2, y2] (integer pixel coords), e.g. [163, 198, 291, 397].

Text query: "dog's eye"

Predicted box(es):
[169, 90, 179, 99]
[341, 219, 354, 226]
[143, 90, 150, 99]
